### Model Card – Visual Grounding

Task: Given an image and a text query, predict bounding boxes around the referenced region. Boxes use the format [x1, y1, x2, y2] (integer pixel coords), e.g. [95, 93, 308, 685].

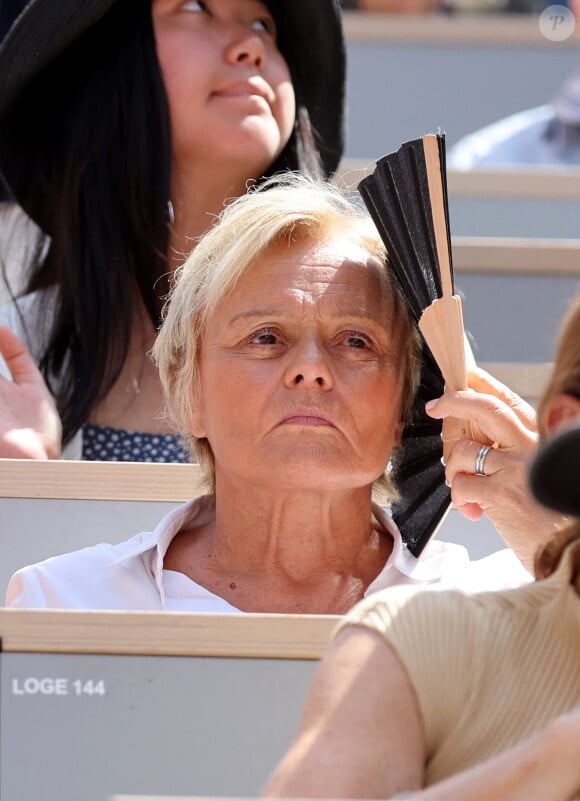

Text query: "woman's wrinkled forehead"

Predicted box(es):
[267, 231, 413, 352]
[285, 232, 392, 305]
[221, 232, 394, 322]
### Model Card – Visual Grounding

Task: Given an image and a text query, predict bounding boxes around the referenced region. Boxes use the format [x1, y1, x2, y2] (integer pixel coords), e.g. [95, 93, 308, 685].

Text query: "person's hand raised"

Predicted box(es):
[0, 326, 62, 459]
[426, 367, 567, 571]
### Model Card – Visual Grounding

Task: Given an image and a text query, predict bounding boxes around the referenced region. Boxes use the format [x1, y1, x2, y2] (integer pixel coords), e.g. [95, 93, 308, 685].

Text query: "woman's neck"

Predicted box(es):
[216, 481, 383, 576]
[165, 478, 394, 614]
[167, 165, 252, 272]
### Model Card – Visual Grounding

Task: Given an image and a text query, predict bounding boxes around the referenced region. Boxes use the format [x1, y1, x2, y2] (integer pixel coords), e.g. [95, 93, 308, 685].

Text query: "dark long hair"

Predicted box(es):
[266, 0, 326, 180]
[0, 0, 324, 446]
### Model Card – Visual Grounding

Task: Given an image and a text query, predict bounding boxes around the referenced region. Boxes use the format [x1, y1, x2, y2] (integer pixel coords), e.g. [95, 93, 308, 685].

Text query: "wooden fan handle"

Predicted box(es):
[421, 136, 494, 458]
[419, 295, 467, 391]
[422, 134, 453, 298]
[419, 296, 492, 459]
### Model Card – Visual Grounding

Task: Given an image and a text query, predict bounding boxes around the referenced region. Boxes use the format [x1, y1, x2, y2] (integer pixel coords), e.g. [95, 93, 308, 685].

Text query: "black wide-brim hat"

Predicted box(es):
[529, 424, 580, 517]
[0, 0, 346, 180]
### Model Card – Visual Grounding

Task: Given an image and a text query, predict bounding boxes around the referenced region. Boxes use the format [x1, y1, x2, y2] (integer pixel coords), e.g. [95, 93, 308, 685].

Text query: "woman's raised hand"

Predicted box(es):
[425, 367, 567, 571]
[0, 326, 61, 459]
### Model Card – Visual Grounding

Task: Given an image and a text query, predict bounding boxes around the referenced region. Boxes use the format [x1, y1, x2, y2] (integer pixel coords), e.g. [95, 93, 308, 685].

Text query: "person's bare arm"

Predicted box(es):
[265, 622, 580, 801]
[404, 706, 580, 801]
[264, 626, 425, 798]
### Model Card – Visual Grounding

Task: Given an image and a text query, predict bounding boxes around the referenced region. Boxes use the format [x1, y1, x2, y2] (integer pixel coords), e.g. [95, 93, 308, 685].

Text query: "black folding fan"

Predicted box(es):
[359, 133, 490, 556]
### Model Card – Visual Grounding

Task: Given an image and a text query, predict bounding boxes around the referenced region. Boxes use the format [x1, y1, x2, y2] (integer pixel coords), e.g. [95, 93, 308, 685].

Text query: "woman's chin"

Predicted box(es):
[199, 124, 286, 178]
[247, 458, 377, 495]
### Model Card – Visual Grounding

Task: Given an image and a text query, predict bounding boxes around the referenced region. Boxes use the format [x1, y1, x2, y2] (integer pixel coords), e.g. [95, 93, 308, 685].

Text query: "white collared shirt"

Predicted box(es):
[5, 495, 530, 610]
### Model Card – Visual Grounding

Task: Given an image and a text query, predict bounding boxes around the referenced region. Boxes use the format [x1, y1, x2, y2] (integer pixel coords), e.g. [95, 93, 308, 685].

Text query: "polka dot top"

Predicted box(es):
[82, 423, 190, 463]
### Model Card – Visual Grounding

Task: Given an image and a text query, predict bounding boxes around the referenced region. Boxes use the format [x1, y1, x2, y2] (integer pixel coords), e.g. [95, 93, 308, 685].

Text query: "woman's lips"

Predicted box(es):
[279, 413, 336, 428]
[213, 79, 274, 104]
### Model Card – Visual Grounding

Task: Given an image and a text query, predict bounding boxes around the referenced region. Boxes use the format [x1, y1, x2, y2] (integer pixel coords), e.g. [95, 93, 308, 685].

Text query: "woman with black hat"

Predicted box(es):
[0, 0, 345, 461]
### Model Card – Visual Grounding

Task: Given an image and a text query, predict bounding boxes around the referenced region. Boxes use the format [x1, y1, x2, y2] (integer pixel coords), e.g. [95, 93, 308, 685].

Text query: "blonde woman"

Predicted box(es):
[6, 176, 531, 611]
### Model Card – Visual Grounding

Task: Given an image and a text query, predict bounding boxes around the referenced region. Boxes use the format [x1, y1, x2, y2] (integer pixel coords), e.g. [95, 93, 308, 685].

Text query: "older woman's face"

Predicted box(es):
[191, 235, 405, 492]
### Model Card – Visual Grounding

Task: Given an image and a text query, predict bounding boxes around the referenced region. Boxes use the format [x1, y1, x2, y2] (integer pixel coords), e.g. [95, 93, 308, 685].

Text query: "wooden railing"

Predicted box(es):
[342, 11, 578, 47]
[336, 162, 580, 199]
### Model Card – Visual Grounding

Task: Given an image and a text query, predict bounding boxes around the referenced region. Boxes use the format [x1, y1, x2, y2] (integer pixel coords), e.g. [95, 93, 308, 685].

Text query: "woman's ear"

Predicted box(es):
[543, 393, 580, 435]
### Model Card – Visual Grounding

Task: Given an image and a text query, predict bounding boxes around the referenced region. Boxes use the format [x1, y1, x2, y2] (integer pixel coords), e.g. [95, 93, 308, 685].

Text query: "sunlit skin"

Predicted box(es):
[426, 370, 574, 571]
[193, 237, 404, 489]
[153, 0, 296, 250]
[163, 235, 406, 613]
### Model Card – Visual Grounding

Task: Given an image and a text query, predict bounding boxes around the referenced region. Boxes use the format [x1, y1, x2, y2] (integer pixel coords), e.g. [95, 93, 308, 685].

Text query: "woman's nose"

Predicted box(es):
[283, 341, 333, 390]
[225, 29, 266, 70]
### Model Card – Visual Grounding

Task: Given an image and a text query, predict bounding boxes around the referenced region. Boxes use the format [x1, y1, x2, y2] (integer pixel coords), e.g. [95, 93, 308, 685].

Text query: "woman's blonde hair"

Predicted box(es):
[153, 173, 421, 497]
[534, 295, 580, 582]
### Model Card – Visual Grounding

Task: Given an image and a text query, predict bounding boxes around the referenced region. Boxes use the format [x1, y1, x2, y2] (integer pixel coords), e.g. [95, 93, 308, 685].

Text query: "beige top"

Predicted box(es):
[339, 540, 580, 790]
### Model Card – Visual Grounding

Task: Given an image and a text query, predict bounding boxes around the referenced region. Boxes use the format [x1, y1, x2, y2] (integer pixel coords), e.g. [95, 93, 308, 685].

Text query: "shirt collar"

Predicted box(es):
[109, 495, 217, 608]
[366, 502, 458, 593]
[109, 496, 454, 608]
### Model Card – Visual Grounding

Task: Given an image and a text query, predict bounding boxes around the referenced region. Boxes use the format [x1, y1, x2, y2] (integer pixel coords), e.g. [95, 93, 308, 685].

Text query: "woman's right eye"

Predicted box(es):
[251, 15, 276, 37]
[181, 1, 206, 11]
[247, 327, 283, 347]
